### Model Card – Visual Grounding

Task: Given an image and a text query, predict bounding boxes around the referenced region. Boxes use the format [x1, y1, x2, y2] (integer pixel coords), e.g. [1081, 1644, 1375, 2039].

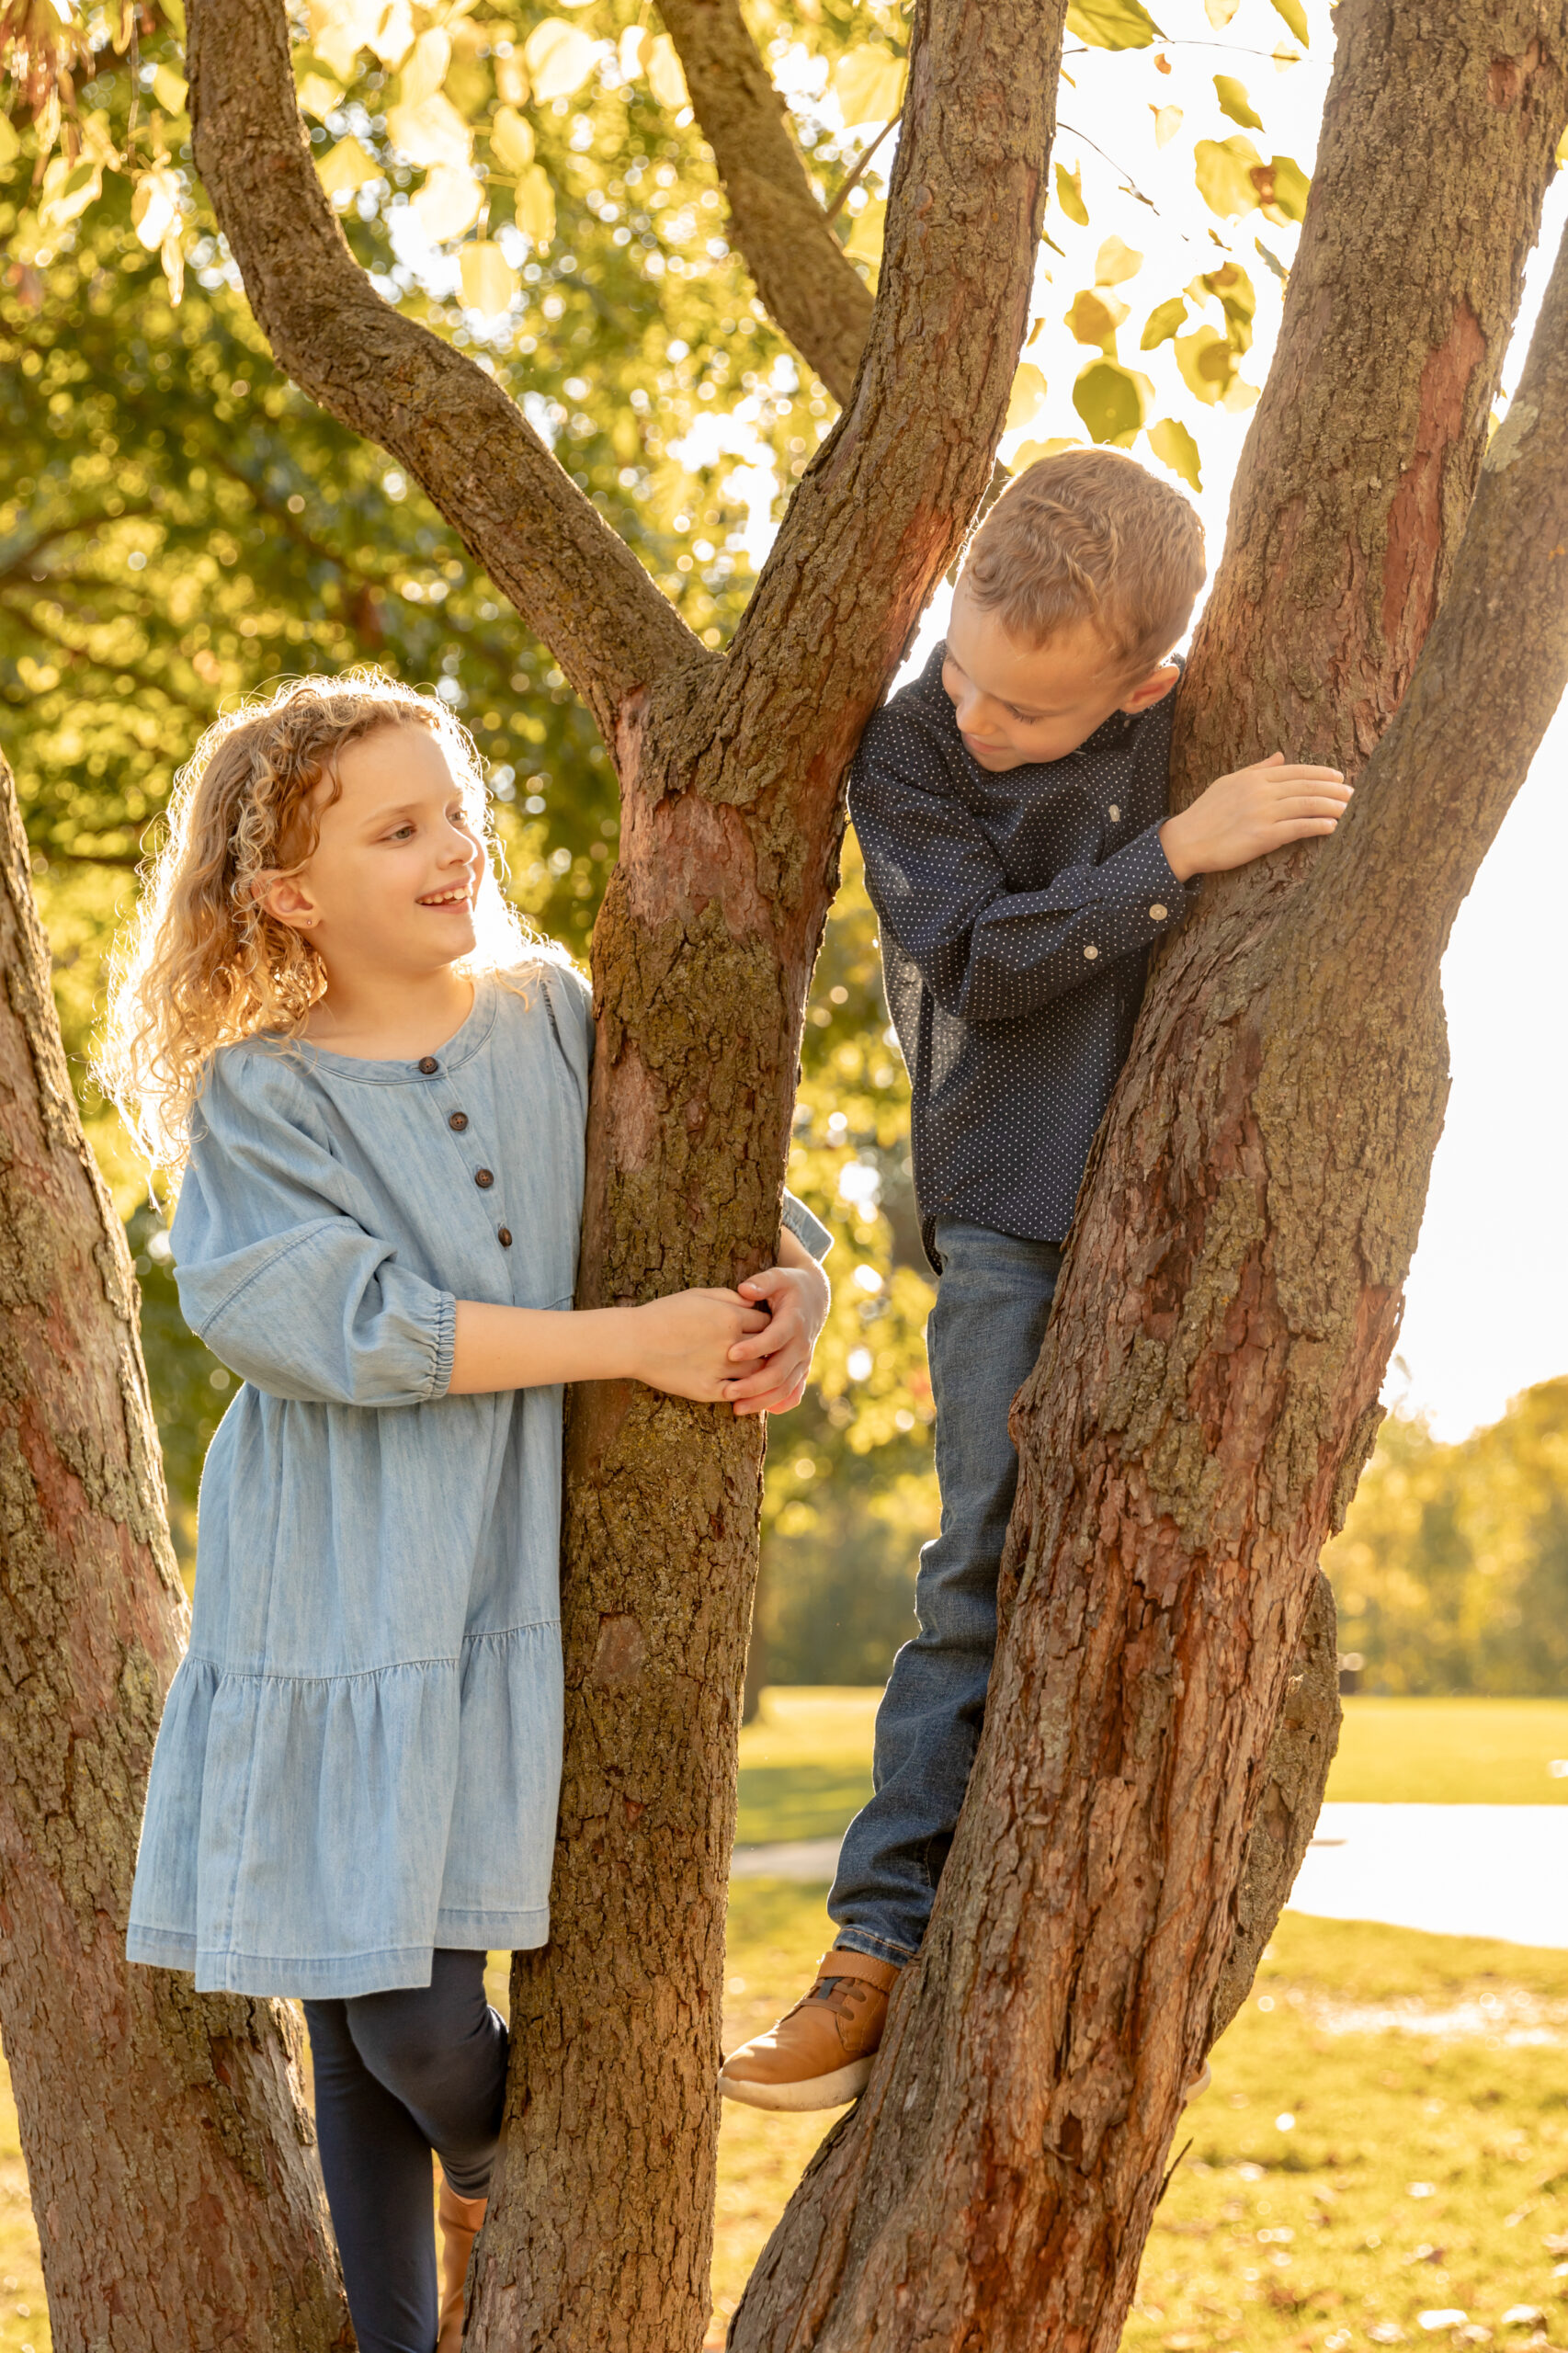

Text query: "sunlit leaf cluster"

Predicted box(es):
[2, 0, 1322, 1641]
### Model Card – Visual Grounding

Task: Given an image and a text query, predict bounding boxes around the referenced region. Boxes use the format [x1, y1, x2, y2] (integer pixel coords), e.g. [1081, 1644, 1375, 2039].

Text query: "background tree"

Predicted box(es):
[1324, 1379, 1568, 1698]
[0, 741, 354, 2348]
[1, 0, 1564, 2349]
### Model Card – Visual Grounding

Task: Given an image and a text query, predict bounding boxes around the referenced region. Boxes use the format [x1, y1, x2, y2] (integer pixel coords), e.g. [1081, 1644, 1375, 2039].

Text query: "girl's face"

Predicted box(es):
[262, 723, 483, 980]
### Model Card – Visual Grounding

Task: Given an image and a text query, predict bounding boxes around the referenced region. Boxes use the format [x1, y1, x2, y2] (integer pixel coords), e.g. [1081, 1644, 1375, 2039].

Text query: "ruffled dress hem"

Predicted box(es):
[128, 1909, 549, 1999]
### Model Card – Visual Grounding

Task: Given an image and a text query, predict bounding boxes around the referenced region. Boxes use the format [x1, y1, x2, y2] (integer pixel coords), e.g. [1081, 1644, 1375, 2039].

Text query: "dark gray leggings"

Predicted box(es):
[303, 1949, 508, 2353]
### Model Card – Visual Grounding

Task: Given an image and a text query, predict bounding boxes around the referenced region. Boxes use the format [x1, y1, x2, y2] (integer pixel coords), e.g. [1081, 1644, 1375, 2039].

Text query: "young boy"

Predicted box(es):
[719, 446, 1351, 2113]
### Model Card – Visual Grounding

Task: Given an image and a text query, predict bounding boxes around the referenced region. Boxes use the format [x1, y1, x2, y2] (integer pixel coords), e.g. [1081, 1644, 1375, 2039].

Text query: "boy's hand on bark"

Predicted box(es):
[724, 1256, 833, 1417]
[626, 1290, 770, 1403]
[1159, 751, 1352, 881]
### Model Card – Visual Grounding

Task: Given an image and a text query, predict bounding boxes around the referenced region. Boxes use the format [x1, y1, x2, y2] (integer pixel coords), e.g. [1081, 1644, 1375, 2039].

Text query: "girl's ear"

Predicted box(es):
[257, 871, 321, 932]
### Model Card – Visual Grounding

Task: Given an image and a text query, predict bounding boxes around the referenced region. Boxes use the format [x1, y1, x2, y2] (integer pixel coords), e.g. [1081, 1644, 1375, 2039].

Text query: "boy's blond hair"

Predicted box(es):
[98, 669, 560, 1175]
[962, 447, 1205, 677]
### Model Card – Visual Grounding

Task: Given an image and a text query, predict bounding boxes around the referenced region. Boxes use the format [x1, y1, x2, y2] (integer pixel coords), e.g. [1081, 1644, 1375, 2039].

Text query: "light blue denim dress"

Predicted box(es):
[126, 961, 828, 1999]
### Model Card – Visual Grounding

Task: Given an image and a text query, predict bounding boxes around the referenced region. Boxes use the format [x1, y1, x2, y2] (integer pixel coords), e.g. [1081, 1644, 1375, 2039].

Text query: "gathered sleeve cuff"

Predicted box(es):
[172, 1050, 460, 1409]
[781, 1190, 834, 1262]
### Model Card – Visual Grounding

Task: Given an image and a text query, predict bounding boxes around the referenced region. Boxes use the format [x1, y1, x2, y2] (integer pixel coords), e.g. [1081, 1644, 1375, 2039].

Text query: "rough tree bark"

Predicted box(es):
[652, 0, 1355, 2039]
[183, 3, 1064, 2349]
[730, 0, 1568, 2339]
[0, 748, 352, 2352]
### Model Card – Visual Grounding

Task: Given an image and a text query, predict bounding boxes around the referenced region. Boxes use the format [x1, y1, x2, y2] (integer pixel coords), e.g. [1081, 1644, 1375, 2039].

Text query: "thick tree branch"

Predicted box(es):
[695, 0, 1060, 833]
[1304, 223, 1568, 975]
[1173, 0, 1568, 812]
[655, 0, 875, 405]
[184, 0, 700, 742]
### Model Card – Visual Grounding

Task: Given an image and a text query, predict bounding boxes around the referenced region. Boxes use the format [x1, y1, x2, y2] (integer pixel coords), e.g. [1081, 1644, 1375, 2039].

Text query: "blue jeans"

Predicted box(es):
[828, 1220, 1062, 1965]
[304, 1949, 508, 2353]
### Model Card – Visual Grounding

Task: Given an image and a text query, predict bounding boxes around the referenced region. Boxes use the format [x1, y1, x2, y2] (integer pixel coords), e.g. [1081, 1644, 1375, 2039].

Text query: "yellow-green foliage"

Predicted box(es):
[1326, 1386, 1568, 1696]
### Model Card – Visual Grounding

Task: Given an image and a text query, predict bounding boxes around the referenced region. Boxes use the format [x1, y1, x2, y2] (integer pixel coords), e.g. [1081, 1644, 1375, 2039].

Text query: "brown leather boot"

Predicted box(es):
[437, 2176, 487, 2353]
[718, 1948, 899, 2113]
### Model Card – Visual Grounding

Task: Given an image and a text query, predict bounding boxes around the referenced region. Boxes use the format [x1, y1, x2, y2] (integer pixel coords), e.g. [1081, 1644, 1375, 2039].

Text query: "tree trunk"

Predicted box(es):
[730, 0, 1568, 2339]
[473, 12, 1063, 2333]
[184, 2, 1066, 2347]
[0, 747, 352, 2353]
[656, 0, 1356, 2020]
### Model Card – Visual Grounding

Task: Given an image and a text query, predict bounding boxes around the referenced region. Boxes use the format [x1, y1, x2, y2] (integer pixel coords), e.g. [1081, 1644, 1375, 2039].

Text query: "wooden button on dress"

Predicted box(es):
[474, 1168, 494, 1189]
[497, 1227, 513, 1248]
[449, 1111, 469, 1131]
[417, 1056, 439, 1074]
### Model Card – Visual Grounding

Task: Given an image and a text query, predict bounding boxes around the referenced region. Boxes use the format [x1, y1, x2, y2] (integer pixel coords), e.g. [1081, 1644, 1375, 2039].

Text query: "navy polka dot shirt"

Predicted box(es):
[850, 643, 1196, 1268]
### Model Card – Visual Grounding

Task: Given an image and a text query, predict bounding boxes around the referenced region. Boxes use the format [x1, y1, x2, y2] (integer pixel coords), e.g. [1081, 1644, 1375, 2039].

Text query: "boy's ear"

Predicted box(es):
[1119, 661, 1181, 715]
[257, 870, 321, 932]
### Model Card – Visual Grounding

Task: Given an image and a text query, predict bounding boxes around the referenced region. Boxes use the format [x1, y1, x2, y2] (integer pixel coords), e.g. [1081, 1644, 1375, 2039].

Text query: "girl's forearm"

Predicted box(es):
[448, 1300, 639, 1394]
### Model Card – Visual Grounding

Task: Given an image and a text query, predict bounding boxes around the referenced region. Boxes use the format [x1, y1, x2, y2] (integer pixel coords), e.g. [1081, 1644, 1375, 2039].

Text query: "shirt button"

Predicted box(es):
[1083, 943, 1099, 961]
[417, 1055, 439, 1074]
[497, 1226, 513, 1248]
[1150, 903, 1168, 921]
[449, 1111, 469, 1131]
[474, 1168, 494, 1189]
[1108, 803, 1120, 821]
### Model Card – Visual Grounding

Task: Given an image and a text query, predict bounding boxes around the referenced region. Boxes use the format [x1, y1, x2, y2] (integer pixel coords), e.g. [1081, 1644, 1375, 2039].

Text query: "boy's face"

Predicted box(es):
[942, 577, 1178, 771]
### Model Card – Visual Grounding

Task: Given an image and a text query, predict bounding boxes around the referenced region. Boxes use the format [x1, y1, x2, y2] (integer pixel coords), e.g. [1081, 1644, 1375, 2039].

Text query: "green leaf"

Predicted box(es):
[1066, 0, 1164, 48]
[1095, 233, 1143, 285]
[317, 134, 381, 194]
[1175, 323, 1233, 404]
[1055, 162, 1089, 226]
[1194, 134, 1263, 219]
[1006, 362, 1048, 432]
[1148, 417, 1201, 492]
[833, 44, 906, 127]
[514, 161, 556, 247]
[1268, 0, 1310, 43]
[1199, 260, 1256, 354]
[1213, 73, 1263, 130]
[1011, 437, 1084, 473]
[844, 196, 885, 264]
[1072, 358, 1151, 444]
[1140, 293, 1187, 349]
[1064, 288, 1128, 351]
[1263, 153, 1311, 222]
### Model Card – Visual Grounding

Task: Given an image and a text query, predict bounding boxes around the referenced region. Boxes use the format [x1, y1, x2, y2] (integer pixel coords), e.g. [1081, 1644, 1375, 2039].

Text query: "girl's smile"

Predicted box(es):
[260, 722, 488, 1059]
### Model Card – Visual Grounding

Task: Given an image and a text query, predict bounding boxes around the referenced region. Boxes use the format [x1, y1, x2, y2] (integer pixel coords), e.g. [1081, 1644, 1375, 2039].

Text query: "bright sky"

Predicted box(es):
[884, 16, 1568, 1442]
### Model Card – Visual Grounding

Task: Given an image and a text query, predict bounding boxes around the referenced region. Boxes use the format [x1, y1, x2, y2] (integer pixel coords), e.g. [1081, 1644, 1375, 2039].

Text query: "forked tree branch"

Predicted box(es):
[709, 0, 1061, 815]
[655, 0, 875, 405]
[184, 0, 701, 745]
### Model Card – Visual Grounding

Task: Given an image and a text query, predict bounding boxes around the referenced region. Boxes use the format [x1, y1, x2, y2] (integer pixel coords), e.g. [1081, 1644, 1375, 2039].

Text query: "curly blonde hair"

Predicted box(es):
[99, 670, 560, 1174]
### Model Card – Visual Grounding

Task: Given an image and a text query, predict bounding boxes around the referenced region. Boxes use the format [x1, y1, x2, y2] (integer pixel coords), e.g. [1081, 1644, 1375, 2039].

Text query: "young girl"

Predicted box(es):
[101, 673, 831, 2353]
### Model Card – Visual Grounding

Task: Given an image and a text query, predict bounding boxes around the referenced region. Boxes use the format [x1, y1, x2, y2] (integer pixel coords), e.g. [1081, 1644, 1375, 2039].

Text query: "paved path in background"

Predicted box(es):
[733, 1803, 1568, 1949]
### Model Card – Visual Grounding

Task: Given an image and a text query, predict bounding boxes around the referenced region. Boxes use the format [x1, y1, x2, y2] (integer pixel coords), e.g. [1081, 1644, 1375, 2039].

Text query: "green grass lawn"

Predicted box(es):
[715, 1886, 1568, 2348]
[735, 1691, 1568, 1845]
